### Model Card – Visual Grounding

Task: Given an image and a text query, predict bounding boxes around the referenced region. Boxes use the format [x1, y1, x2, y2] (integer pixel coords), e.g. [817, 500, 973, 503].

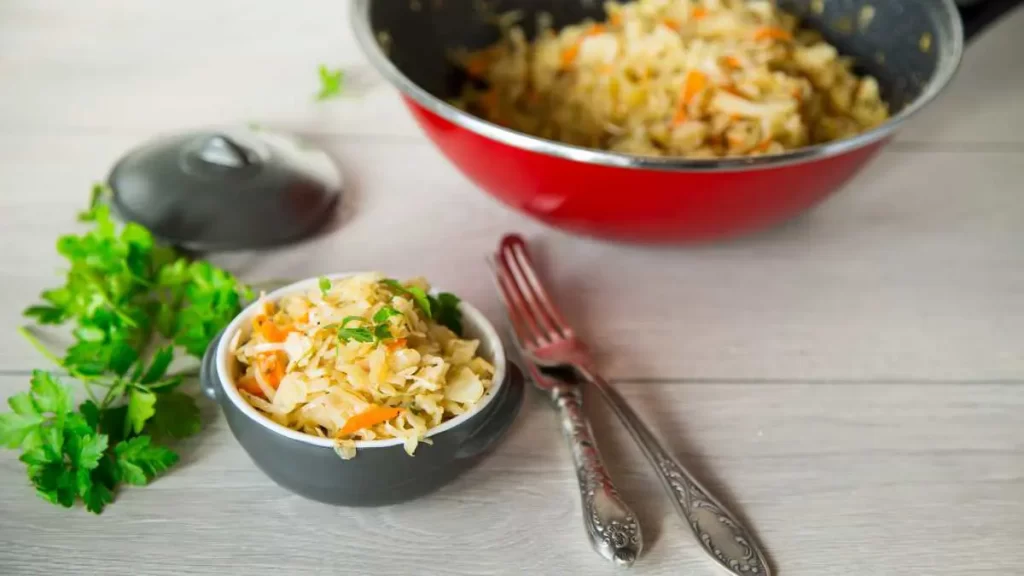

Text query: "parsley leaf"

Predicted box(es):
[382, 279, 463, 336]
[337, 308, 402, 344]
[2, 186, 250, 513]
[338, 326, 375, 343]
[433, 292, 463, 335]
[0, 393, 45, 449]
[78, 183, 110, 222]
[372, 306, 402, 324]
[29, 370, 72, 416]
[115, 436, 179, 486]
[81, 472, 115, 513]
[383, 279, 432, 318]
[373, 324, 393, 341]
[139, 346, 174, 384]
[144, 392, 201, 440]
[316, 64, 345, 100]
[126, 388, 157, 436]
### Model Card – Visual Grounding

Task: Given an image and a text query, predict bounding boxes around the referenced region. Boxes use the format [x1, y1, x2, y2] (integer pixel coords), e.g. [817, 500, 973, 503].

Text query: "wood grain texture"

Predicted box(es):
[0, 375, 1022, 576]
[1, 135, 1022, 380]
[0, 1, 1021, 145]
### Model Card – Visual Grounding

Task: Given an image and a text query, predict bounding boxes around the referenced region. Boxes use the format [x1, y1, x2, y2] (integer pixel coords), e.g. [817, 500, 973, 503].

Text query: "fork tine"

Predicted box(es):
[489, 259, 540, 349]
[498, 239, 563, 341]
[500, 234, 573, 337]
[492, 249, 550, 348]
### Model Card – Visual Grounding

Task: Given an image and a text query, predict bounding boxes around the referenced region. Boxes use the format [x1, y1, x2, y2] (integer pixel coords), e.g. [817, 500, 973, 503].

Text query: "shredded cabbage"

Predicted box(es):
[451, 0, 890, 158]
[231, 273, 495, 459]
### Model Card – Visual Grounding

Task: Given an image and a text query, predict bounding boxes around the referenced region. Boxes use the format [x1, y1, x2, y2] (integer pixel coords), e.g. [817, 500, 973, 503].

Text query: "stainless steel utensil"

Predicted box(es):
[490, 262, 642, 567]
[493, 234, 773, 576]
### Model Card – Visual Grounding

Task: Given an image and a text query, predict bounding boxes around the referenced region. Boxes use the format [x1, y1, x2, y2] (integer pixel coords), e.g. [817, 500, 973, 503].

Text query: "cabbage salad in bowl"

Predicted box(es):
[228, 273, 496, 459]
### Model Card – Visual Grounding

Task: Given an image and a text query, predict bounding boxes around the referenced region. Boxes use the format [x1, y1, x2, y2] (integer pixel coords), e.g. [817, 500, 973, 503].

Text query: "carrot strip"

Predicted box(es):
[237, 375, 264, 398]
[753, 27, 793, 42]
[755, 139, 774, 152]
[722, 55, 742, 70]
[672, 70, 708, 125]
[610, 13, 622, 26]
[386, 338, 408, 352]
[681, 70, 708, 104]
[721, 84, 745, 97]
[466, 55, 489, 78]
[692, 7, 709, 20]
[663, 18, 681, 31]
[257, 352, 286, 389]
[561, 24, 606, 67]
[339, 406, 403, 436]
[561, 44, 581, 67]
[255, 317, 291, 343]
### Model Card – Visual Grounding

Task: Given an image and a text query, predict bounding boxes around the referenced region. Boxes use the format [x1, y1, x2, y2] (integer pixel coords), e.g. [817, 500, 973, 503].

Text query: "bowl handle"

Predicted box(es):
[961, 0, 1023, 41]
[200, 329, 226, 401]
[454, 363, 525, 460]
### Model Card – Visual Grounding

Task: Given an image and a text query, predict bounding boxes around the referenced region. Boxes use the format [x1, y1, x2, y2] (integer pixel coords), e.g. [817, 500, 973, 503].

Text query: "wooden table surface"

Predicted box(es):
[1, 2, 1022, 575]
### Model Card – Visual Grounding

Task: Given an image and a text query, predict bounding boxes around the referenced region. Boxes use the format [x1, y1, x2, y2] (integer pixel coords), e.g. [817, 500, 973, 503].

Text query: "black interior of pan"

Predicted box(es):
[370, 0, 956, 115]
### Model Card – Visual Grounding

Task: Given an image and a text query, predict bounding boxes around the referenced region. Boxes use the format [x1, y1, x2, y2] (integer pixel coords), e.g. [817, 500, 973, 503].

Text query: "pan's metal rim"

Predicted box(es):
[352, 0, 965, 173]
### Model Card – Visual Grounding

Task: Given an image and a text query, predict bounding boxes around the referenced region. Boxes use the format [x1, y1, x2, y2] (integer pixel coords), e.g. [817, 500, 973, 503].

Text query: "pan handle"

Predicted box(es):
[960, 0, 1023, 41]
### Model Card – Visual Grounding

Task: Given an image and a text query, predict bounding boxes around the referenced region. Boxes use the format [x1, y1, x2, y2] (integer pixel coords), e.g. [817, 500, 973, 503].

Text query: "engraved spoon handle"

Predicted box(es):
[551, 383, 642, 567]
[581, 370, 772, 576]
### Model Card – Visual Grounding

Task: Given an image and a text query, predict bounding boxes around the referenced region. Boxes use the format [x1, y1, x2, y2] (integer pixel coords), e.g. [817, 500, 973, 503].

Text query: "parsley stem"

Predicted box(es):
[18, 326, 114, 391]
[19, 325, 102, 404]
[99, 379, 124, 410]
[82, 382, 101, 404]
[17, 325, 65, 367]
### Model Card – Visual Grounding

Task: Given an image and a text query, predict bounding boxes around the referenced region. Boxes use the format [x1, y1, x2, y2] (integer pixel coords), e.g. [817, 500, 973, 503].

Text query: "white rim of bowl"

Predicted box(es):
[214, 274, 508, 449]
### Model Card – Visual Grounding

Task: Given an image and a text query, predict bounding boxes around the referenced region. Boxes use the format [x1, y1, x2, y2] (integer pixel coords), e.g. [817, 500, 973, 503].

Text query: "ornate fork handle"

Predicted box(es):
[580, 370, 772, 576]
[550, 383, 642, 567]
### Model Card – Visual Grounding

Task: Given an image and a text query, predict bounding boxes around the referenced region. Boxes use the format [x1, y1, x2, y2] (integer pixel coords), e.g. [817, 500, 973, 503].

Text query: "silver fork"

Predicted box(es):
[488, 262, 643, 567]
[493, 234, 773, 576]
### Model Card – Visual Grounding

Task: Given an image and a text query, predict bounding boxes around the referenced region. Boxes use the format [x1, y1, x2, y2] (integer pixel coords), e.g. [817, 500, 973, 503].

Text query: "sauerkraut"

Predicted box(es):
[451, 0, 890, 158]
[230, 273, 495, 459]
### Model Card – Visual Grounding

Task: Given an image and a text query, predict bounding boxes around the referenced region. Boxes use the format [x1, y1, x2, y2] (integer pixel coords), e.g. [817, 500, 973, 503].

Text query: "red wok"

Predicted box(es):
[353, 0, 1021, 242]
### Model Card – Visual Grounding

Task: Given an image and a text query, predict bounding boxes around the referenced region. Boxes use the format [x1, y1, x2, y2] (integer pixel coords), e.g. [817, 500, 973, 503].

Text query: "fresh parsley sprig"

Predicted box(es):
[0, 187, 249, 514]
[382, 279, 463, 335]
[337, 306, 403, 344]
[315, 65, 345, 101]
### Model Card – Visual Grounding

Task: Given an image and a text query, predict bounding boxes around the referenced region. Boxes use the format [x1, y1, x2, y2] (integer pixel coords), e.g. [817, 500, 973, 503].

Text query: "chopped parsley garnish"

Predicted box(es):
[382, 279, 463, 335]
[316, 65, 345, 100]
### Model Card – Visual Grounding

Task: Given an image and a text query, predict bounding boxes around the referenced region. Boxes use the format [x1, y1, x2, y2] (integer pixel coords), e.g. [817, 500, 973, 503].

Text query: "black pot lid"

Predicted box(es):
[108, 127, 342, 251]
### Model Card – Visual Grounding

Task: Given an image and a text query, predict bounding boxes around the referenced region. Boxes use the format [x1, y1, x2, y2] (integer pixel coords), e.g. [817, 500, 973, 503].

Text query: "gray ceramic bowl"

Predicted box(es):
[199, 275, 524, 507]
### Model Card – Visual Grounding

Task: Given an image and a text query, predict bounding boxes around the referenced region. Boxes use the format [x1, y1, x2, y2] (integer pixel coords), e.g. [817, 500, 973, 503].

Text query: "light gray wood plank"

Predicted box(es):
[0, 375, 1021, 576]
[0, 0, 1021, 145]
[0, 133, 1021, 380]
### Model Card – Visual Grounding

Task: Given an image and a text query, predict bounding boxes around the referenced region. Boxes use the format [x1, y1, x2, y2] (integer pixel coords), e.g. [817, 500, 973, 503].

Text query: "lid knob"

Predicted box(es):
[107, 127, 343, 252]
[197, 134, 257, 168]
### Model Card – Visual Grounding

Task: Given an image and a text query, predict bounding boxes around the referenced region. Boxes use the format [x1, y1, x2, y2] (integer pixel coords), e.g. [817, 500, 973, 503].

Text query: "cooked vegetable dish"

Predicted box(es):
[230, 273, 495, 459]
[452, 0, 890, 158]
